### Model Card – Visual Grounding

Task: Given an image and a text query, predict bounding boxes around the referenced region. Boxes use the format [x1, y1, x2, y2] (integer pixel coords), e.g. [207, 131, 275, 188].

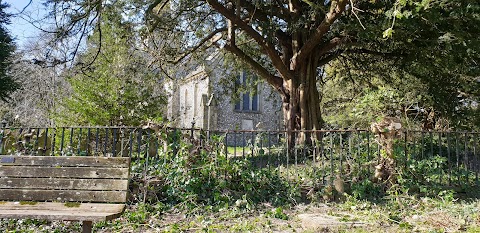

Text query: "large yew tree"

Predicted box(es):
[48, 0, 479, 142]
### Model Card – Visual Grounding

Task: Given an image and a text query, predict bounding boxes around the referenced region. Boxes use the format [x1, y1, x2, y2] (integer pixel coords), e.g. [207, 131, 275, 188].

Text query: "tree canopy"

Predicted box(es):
[57, 5, 165, 126]
[0, 2, 17, 102]
[45, 0, 480, 132]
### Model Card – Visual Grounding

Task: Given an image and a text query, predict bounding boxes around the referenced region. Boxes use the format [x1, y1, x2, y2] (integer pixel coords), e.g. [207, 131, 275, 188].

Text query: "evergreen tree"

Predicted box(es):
[58, 5, 165, 126]
[47, 0, 480, 134]
[0, 2, 17, 102]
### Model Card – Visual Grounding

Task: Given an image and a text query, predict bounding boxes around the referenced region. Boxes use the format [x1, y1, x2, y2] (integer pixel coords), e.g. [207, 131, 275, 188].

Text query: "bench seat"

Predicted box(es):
[0, 202, 125, 221]
[0, 155, 130, 233]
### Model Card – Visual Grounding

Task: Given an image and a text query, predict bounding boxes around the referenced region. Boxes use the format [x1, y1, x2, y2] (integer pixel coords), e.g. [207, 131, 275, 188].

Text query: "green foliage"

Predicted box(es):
[57, 5, 165, 126]
[129, 133, 299, 212]
[265, 207, 289, 220]
[0, 3, 18, 102]
[325, 0, 480, 130]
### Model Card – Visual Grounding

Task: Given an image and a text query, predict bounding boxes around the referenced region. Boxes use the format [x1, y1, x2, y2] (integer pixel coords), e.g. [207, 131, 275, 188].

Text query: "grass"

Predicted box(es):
[226, 146, 252, 156]
[2, 138, 480, 232]
[2, 190, 480, 232]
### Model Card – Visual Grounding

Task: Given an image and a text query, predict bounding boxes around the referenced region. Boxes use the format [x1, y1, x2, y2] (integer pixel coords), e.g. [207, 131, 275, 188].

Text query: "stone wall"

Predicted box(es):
[167, 65, 283, 139]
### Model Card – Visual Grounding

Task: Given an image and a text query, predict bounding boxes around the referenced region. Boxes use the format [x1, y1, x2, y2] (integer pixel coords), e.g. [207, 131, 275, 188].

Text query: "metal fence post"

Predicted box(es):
[0, 119, 6, 154]
[190, 120, 195, 139]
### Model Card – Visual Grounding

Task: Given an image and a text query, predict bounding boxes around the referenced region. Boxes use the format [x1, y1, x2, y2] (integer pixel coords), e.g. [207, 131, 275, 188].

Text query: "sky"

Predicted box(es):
[4, 0, 48, 48]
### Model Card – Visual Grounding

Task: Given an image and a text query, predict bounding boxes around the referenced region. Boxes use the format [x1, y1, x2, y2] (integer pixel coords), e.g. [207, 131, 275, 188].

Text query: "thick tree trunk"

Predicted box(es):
[282, 57, 323, 148]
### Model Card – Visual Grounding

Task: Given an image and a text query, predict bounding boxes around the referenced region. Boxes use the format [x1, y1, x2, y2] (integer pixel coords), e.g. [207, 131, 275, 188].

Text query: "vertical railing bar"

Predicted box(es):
[143, 130, 150, 204]
[60, 127, 65, 155]
[348, 132, 352, 170]
[312, 131, 317, 181]
[104, 128, 108, 156]
[252, 131, 255, 158]
[77, 128, 82, 156]
[278, 132, 282, 166]
[268, 132, 272, 168]
[367, 132, 371, 175]
[233, 131, 237, 159]
[129, 129, 134, 158]
[86, 128, 91, 156]
[430, 131, 433, 158]
[225, 133, 228, 160]
[286, 131, 290, 182]
[456, 132, 460, 183]
[330, 132, 334, 186]
[51, 128, 56, 156]
[357, 131, 361, 178]
[260, 131, 265, 166]
[447, 132, 452, 185]
[404, 130, 408, 171]
[95, 128, 99, 155]
[439, 132, 443, 184]
[412, 131, 417, 160]
[17, 128, 23, 153]
[339, 132, 343, 177]
[43, 128, 48, 156]
[69, 128, 74, 153]
[320, 132, 325, 185]
[137, 128, 142, 157]
[33, 128, 41, 155]
[302, 132, 307, 164]
[154, 128, 159, 160]
[313, 132, 317, 164]
[421, 131, 424, 160]
[242, 131, 246, 158]
[295, 133, 298, 166]
[464, 132, 469, 184]
[112, 128, 117, 156]
[474, 132, 478, 184]
[119, 128, 124, 158]
[0, 124, 4, 154]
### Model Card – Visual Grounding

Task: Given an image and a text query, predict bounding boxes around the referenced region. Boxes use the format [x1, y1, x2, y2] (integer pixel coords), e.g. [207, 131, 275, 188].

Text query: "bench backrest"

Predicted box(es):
[0, 156, 130, 203]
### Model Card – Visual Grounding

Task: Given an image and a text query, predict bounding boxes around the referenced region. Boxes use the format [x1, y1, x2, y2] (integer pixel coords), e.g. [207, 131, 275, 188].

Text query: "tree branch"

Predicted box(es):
[242, 1, 290, 22]
[344, 48, 406, 58]
[171, 27, 227, 65]
[206, 0, 293, 80]
[223, 43, 283, 91]
[316, 37, 346, 56]
[293, 0, 348, 69]
[318, 50, 343, 66]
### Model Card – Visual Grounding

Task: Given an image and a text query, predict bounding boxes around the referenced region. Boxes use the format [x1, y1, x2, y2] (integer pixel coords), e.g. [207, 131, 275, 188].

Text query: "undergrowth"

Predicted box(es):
[129, 132, 300, 213]
[2, 130, 480, 232]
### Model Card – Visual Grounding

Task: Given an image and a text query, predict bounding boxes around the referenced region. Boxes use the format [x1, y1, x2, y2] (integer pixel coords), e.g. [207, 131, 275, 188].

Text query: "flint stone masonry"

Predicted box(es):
[166, 66, 283, 145]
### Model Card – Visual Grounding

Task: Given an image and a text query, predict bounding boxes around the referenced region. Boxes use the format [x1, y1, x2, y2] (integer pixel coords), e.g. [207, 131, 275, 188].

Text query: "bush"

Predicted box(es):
[129, 133, 299, 212]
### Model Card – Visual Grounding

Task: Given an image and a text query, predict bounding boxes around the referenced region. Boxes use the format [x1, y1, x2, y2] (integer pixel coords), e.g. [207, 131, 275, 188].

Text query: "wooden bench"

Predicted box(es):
[0, 155, 130, 233]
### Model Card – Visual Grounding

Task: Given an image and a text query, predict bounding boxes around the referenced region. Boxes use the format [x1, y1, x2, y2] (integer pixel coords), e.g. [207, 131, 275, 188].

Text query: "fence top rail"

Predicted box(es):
[1, 126, 478, 134]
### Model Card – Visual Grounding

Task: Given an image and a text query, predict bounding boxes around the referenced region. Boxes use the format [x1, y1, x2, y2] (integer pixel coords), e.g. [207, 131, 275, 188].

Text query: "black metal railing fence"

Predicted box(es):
[0, 125, 478, 190]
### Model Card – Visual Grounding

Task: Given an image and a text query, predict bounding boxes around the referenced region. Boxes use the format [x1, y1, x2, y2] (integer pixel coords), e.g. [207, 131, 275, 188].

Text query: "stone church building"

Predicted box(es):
[166, 65, 283, 132]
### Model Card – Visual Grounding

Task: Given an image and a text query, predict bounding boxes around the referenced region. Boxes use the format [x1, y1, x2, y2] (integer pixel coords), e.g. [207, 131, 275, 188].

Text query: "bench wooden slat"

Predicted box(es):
[0, 202, 125, 212]
[0, 210, 123, 221]
[0, 167, 129, 179]
[0, 156, 130, 167]
[0, 178, 128, 191]
[0, 189, 127, 203]
[0, 155, 130, 231]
